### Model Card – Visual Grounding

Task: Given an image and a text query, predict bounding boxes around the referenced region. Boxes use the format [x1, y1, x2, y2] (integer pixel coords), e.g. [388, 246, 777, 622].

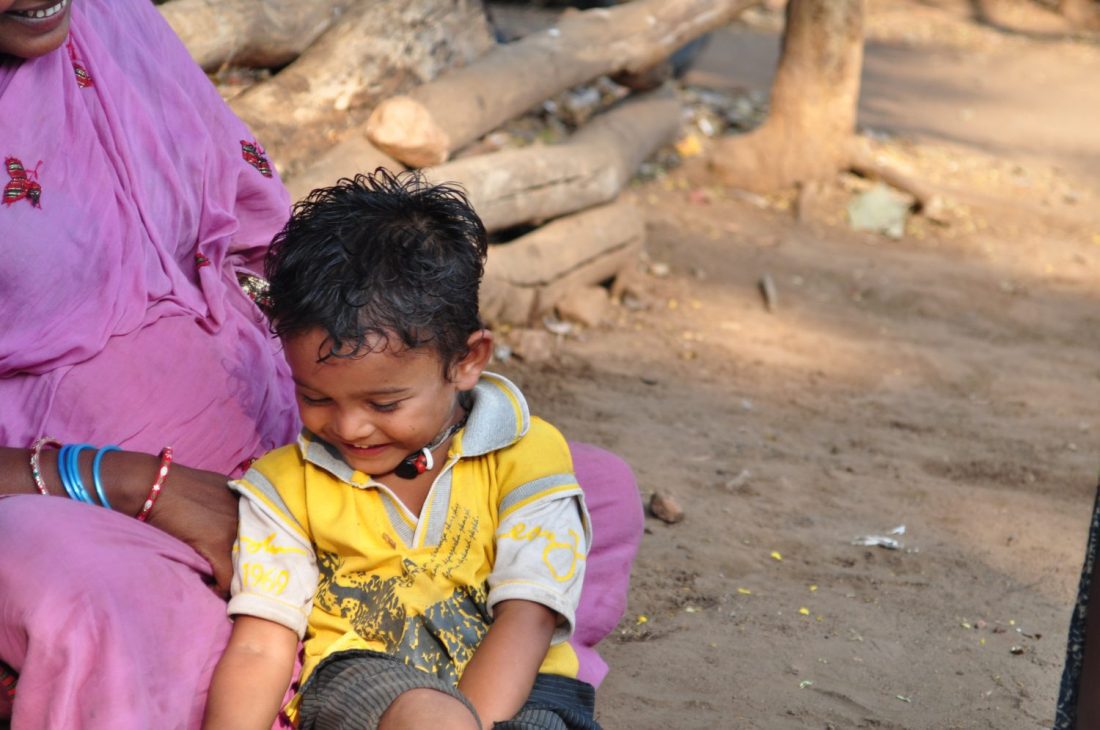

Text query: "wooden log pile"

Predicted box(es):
[160, 0, 754, 328]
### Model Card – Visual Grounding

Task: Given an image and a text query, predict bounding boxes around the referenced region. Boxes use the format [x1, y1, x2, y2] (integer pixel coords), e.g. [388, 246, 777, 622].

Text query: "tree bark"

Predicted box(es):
[420, 87, 681, 232]
[481, 200, 644, 325]
[228, 0, 494, 178]
[158, 0, 353, 71]
[365, 0, 755, 166]
[710, 0, 866, 192]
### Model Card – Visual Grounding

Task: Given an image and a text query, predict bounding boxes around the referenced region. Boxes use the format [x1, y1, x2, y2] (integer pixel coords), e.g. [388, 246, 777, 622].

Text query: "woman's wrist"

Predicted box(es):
[102, 450, 166, 516]
[32, 446, 161, 516]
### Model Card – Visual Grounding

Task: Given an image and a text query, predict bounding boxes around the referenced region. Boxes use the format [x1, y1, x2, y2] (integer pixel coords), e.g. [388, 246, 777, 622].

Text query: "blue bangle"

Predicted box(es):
[56, 444, 77, 500]
[59, 443, 94, 504]
[63, 444, 87, 503]
[92, 445, 121, 510]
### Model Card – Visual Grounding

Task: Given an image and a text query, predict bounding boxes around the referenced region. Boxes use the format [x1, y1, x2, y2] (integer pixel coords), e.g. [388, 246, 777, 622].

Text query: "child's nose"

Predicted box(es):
[331, 408, 375, 443]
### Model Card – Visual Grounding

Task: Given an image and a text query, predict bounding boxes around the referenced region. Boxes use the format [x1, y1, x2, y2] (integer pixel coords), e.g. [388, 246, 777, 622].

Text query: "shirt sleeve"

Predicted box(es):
[489, 491, 592, 645]
[226, 486, 318, 638]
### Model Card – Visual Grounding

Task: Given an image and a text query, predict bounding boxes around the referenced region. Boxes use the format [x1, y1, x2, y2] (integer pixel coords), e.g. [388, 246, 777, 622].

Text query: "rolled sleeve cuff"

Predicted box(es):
[227, 593, 311, 639]
[488, 580, 577, 644]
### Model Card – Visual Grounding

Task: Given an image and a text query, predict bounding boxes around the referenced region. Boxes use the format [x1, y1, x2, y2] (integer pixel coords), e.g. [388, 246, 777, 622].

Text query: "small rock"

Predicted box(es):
[541, 316, 573, 336]
[649, 491, 685, 524]
[724, 469, 752, 490]
[648, 262, 671, 278]
[848, 183, 912, 239]
[511, 329, 555, 363]
[556, 286, 611, 328]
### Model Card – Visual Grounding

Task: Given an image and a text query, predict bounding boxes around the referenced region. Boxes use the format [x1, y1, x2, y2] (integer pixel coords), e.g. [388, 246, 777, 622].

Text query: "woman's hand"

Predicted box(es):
[103, 452, 241, 596]
[147, 463, 240, 596]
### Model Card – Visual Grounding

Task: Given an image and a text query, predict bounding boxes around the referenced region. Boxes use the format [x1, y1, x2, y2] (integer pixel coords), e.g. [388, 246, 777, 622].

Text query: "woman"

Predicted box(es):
[0, 1, 642, 727]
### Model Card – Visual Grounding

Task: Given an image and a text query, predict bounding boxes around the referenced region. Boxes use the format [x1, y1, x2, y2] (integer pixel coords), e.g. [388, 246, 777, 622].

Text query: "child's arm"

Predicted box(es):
[457, 599, 558, 728]
[203, 616, 298, 730]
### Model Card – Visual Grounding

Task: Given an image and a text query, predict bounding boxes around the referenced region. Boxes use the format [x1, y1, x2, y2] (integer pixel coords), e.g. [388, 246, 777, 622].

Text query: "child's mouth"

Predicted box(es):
[343, 442, 390, 456]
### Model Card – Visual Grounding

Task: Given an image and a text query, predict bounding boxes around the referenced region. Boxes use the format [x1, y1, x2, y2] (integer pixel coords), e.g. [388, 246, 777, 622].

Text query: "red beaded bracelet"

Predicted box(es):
[136, 446, 173, 522]
[29, 436, 62, 495]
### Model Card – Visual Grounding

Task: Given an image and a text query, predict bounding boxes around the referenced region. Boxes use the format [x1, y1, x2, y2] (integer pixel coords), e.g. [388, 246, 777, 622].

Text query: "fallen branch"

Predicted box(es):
[424, 87, 681, 232]
[847, 137, 946, 222]
[482, 200, 644, 325]
[159, 0, 352, 71]
[366, 0, 756, 166]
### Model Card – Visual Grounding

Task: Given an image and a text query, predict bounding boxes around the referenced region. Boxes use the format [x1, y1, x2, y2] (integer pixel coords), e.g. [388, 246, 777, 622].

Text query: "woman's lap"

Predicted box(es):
[0, 443, 641, 725]
[0, 495, 231, 729]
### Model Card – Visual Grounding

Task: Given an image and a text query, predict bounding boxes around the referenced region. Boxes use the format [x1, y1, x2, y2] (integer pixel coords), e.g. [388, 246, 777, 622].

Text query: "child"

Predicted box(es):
[202, 170, 597, 730]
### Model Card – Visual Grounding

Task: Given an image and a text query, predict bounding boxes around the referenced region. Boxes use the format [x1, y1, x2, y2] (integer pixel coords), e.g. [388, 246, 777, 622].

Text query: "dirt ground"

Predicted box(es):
[489, 2, 1100, 727]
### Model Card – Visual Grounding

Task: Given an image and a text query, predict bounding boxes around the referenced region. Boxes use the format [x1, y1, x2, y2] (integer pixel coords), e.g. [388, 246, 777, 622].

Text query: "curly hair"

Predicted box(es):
[264, 169, 488, 371]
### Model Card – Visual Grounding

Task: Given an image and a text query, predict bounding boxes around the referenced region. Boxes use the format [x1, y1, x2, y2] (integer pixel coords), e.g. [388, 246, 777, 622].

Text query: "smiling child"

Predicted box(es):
[202, 170, 596, 730]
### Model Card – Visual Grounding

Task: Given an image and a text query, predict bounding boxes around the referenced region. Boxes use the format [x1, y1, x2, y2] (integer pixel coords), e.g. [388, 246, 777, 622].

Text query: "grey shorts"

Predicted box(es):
[297, 650, 601, 730]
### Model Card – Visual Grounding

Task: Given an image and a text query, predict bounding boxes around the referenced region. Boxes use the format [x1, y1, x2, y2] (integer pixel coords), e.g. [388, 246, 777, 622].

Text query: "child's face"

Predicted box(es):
[284, 328, 490, 477]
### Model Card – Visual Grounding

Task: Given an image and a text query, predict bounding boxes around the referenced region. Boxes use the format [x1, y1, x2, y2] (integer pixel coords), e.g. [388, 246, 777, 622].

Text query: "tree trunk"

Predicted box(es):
[228, 0, 493, 178]
[158, 0, 353, 71]
[710, 0, 865, 192]
[365, 0, 755, 167]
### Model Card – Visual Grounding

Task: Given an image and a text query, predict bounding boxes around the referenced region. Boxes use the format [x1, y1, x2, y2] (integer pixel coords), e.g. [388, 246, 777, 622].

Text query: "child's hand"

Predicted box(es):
[458, 599, 557, 727]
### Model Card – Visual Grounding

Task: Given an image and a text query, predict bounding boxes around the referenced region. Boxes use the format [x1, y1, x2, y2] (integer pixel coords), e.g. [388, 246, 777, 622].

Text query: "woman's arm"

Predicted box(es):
[457, 599, 557, 729]
[203, 615, 298, 730]
[0, 445, 239, 594]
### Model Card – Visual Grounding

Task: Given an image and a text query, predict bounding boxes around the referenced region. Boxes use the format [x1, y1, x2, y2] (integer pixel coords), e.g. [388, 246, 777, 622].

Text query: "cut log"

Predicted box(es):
[481, 200, 645, 326]
[286, 136, 404, 203]
[229, 0, 494, 177]
[366, 0, 756, 166]
[1060, 0, 1100, 29]
[425, 87, 681, 232]
[158, 0, 353, 71]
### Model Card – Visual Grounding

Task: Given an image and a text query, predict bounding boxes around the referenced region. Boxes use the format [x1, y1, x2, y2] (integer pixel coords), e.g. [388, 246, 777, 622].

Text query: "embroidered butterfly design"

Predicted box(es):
[240, 140, 272, 178]
[67, 40, 93, 88]
[3, 158, 42, 208]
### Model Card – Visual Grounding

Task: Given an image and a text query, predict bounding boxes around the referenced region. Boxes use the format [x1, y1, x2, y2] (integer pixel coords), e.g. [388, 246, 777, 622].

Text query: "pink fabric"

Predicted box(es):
[0, 1, 643, 726]
[569, 443, 644, 687]
[0, 495, 232, 729]
[0, 0, 298, 471]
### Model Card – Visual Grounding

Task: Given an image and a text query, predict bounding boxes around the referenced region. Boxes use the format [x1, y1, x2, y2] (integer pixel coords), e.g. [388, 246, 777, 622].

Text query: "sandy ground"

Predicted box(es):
[489, 1, 1100, 727]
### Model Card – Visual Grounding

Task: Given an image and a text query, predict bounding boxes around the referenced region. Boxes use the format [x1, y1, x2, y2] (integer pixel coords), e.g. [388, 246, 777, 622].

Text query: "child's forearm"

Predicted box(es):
[203, 616, 298, 730]
[458, 599, 557, 728]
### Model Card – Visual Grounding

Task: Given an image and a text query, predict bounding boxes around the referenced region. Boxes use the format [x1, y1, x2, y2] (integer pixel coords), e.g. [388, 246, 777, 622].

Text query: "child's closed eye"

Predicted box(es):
[370, 401, 400, 413]
[298, 393, 331, 406]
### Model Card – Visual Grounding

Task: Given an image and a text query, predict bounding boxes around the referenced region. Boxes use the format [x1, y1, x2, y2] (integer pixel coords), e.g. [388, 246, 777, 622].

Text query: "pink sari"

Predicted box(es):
[0, 2, 641, 727]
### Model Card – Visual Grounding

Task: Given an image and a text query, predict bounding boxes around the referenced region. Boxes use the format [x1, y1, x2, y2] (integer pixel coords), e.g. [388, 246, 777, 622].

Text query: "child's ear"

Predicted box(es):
[452, 329, 494, 390]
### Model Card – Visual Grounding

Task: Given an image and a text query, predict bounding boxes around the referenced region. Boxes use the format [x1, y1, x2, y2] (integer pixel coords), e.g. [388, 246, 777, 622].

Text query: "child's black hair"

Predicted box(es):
[265, 169, 488, 370]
